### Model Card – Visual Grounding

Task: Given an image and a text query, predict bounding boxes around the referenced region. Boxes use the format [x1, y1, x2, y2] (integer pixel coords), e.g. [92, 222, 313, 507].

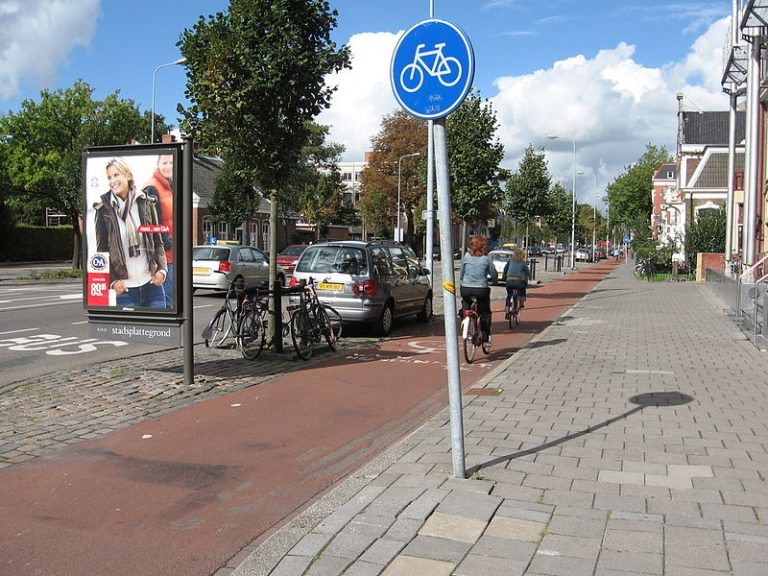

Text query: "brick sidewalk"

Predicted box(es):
[232, 262, 768, 576]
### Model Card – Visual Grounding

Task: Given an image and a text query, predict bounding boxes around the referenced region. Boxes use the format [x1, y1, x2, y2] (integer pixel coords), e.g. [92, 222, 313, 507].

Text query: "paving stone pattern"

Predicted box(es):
[232, 263, 768, 576]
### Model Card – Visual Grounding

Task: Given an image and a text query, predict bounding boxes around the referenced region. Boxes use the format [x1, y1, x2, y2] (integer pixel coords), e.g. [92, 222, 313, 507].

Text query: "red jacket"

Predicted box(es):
[142, 169, 174, 264]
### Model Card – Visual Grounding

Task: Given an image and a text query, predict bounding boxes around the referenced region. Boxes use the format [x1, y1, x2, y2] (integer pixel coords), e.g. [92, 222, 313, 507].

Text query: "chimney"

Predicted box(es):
[161, 133, 177, 144]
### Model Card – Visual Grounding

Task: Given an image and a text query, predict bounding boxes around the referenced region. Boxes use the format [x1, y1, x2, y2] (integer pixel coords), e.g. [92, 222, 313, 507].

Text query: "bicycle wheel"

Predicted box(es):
[318, 304, 342, 351]
[463, 316, 477, 363]
[238, 308, 265, 360]
[290, 310, 314, 360]
[205, 308, 233, 348]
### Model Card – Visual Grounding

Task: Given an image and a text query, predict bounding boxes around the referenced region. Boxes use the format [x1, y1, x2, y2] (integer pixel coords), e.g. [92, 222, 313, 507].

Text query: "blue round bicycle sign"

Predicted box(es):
[391, 19, 475, 120]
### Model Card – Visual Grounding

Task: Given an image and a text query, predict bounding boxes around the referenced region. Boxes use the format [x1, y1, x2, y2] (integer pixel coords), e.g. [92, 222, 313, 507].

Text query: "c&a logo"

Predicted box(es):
[88, 252, 110, 274]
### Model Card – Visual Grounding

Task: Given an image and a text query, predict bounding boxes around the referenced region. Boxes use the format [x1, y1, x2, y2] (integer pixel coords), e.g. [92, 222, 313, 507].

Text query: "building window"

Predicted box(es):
[250, 222, 258, 247]
[202, 216, 213, 243]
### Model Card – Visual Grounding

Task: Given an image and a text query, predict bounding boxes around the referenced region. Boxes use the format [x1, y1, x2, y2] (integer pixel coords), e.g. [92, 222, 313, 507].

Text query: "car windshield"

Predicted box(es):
[193, 247, 230, 262]
[296, 246, 368, 274]
[281, 245, 305, 256]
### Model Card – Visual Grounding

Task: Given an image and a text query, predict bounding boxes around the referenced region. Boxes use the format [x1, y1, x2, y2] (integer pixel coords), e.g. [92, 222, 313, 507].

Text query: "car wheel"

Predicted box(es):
[377, 303, 394, 337]
[417, 295, 433, 322]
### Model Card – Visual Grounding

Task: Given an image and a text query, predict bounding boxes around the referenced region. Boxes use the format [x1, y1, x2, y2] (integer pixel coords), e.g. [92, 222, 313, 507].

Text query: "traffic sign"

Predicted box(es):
[390, 19, 474, 120]
[623, 236, 631, 244]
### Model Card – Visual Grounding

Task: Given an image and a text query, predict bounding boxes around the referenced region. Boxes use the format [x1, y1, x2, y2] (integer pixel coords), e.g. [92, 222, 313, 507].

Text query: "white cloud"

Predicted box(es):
[318, 31, 400, 159]
[322, 16, 732, 205]
[0, 0, 100, 99]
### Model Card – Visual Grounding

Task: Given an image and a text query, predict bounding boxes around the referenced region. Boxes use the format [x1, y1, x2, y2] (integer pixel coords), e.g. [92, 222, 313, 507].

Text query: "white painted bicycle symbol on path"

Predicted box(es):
[400, 42, 462, 93]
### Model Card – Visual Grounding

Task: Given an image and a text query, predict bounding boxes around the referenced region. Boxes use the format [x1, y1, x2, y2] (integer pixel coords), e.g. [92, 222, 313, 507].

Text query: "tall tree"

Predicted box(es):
[546, 182, 573, 243]
[504, 144, 551, 246]
[446, 92, 507, 246]
[178, 0, 350, 343]
[359, 110, 427, 245]
[178, 0, 349, 254]
[0, 80, 153, 266]
[606, 143, 671, 230]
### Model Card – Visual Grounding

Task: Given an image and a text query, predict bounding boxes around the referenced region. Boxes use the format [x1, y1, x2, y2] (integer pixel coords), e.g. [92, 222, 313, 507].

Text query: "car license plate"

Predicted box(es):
[317, 282, 343, 292]
[193, 267, 210, 275]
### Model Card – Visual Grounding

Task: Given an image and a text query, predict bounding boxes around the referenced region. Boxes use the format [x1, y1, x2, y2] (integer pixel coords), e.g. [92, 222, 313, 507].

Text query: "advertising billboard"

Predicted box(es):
[83, 145, 182, 316]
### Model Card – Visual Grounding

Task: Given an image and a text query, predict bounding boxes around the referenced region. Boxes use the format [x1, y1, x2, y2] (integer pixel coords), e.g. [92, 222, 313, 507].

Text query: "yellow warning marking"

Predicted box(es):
[443, 281, 455, 294]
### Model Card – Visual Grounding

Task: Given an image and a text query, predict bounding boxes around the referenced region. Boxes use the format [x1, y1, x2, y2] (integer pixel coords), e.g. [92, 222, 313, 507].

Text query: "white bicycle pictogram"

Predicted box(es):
[400, 42, 462, 93]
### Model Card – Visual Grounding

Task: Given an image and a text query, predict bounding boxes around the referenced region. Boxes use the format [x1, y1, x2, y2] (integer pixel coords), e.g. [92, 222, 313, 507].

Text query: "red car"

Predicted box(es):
[276, 244, 307, 276]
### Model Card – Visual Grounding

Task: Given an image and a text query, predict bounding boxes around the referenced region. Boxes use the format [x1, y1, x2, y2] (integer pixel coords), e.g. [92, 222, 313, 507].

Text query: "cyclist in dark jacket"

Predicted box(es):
[502, 248, 531, 315]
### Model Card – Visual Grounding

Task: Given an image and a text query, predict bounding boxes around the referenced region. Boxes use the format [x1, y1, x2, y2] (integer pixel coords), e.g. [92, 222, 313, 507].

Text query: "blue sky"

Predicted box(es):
[0, 0, 732, 206]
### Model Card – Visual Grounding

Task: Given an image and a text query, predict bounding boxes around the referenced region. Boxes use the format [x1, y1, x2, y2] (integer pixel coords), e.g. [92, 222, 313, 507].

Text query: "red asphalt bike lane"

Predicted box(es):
[0, 260, 619, 576]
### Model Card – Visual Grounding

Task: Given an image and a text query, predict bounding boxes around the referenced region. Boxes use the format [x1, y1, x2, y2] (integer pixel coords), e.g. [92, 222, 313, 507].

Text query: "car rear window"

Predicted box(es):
[296, 246, 367, 274]
[193, 247, 230, 262]
[490, 252, 513, 263]
[281, 245, 305, 256]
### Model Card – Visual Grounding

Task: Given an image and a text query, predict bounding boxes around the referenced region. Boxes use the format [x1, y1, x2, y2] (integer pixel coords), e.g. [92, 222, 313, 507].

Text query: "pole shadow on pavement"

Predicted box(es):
[467, 391, 694, 475]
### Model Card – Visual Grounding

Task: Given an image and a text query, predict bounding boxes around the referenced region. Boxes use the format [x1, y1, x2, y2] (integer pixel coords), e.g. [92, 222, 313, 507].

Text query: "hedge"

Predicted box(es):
[4, 225, 75, 262]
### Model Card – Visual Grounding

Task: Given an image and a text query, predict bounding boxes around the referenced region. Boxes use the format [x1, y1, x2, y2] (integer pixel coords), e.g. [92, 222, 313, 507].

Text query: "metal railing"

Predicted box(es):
[736, 254, 768, 348]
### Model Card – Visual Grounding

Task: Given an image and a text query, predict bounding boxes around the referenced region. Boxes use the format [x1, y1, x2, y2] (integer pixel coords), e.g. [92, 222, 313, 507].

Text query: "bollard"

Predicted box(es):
[556, 255, 562, 273]
[544, 254, 549, 271]
[528, 258, 537, 280]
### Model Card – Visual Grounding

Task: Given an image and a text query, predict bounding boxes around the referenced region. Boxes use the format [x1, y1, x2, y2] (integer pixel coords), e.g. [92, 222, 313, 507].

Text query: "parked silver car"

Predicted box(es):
[192, 243, 285, 292]
[289, 240, 432, 336]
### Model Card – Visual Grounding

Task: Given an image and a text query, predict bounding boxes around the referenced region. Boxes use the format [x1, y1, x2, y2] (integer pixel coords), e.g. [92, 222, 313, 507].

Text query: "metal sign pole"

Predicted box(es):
[425, 122, 435, 282]
[182, 139, 194, 385]
[434, 119, 465, 478]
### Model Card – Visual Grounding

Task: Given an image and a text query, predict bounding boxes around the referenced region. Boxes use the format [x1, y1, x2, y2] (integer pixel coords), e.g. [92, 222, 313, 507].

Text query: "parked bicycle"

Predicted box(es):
[633, 257, 655, 281]
[505, 286, 522, 329]
[237, 288, 291, 360]
[202, 273, 242, 348]
[286, 278, 343, 360]
[461, 296, 491, 363]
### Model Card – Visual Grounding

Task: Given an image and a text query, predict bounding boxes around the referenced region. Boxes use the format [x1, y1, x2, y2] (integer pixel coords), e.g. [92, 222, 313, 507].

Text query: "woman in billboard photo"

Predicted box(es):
[93, 157, 167, 308]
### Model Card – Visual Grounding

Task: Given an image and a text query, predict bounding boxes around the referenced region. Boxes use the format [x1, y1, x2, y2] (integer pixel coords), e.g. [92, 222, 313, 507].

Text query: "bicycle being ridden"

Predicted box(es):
[286, 277, 342, 360]
[502, 248, 532, 329]
[459, 234, 494, 363]
[461, 295, 491, 363]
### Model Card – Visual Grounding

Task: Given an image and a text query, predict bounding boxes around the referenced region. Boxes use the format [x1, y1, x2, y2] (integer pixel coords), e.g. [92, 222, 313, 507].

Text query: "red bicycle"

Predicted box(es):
[461, 296, 490, 363]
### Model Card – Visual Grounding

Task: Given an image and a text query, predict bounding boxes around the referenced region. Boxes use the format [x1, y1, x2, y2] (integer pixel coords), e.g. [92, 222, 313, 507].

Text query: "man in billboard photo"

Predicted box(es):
[93, 157, 167, 308]
[142, 154, 175, 308]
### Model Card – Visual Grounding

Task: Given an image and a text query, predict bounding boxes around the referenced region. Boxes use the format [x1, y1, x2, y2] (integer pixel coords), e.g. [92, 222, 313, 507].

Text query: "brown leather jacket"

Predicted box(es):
[93, 189, 167, 285]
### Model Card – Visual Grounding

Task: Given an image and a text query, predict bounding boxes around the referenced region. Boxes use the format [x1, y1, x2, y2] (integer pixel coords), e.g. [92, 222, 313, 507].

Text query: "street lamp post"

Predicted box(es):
[548, 135, 576, 269]
[396, 152, 420, 242]
[151, 58, 186, 143]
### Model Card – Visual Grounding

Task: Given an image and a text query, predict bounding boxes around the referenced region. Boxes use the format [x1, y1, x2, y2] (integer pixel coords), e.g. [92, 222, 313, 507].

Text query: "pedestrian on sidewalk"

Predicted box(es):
[459, 234, 494, 341]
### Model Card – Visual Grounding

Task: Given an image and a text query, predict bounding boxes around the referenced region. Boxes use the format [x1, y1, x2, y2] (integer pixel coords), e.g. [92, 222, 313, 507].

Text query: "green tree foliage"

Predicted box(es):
[447, 92, 507, 226]
[606, 143, 671, 229]
[210, 164, 261, 232]
[685, 207, 726, 270]
[546, 182, 573, 243]
[359, 111, 427, 244]
[0, 80, 154, 265]
[504, 144, 550, 241]
[301, 169, 344, 239]
[177, 0, 350, 191]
